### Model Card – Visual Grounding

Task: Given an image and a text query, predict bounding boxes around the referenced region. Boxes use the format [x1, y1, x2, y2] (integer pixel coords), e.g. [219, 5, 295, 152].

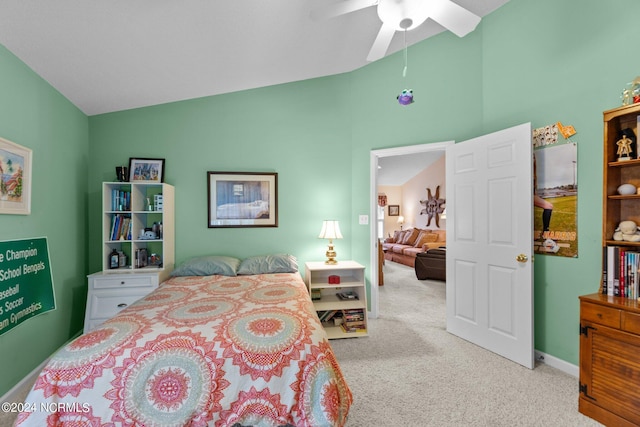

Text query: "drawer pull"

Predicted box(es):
[117, 303, 128, 308]
[120, 281, 126, 285]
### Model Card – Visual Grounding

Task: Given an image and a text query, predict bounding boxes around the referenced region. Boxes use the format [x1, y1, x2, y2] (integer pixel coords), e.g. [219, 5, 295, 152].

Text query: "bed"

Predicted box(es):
[216, 200, 270, 219]
[15, 255, 352, 427]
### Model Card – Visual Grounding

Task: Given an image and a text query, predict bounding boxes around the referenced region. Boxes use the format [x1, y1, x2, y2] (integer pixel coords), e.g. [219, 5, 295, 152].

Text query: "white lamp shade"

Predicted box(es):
[318, 220, 343, 239]
[397, 215, 405, 224]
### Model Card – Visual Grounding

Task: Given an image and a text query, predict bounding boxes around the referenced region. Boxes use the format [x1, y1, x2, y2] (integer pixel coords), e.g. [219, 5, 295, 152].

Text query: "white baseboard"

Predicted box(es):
[535, 349, 579, 378]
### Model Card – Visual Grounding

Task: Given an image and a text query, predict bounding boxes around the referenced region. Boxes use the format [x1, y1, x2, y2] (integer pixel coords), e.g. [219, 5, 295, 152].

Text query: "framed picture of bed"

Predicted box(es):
[0, 137, 32, 215]
[207, 171, 278, 228]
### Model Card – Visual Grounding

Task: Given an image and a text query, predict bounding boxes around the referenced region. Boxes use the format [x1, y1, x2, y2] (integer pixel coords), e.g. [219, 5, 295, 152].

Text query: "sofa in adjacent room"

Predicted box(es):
[382, 228, 446, 268]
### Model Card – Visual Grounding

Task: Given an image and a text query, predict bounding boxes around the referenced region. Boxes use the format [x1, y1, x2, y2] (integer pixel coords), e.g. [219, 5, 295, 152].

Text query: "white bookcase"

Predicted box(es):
[304, 261, 368, 339]
[101, 181, 174, 278]
[84, 181, 175, 333]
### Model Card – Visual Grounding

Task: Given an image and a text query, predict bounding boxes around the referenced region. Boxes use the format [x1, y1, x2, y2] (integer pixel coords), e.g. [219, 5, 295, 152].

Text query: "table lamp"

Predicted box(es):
[397, 215, 405, 230]
[318, 220, 343, 264]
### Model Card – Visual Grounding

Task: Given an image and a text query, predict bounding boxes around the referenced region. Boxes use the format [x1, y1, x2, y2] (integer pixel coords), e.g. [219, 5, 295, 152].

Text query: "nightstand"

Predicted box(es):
[304, 261, 368, 339]
[83, 271, 159, 333]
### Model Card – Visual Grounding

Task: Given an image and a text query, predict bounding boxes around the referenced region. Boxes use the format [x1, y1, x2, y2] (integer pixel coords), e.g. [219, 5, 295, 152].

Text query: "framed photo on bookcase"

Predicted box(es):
[129, 158, 165, 182]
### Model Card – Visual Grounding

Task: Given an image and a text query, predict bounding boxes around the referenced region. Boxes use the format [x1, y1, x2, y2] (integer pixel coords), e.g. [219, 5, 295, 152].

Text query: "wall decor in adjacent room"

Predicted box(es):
[420, 185, 445, 228]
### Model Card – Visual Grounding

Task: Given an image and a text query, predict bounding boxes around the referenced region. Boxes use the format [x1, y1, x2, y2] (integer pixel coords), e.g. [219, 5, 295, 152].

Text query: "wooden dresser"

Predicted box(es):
[579, 293, 640, 426]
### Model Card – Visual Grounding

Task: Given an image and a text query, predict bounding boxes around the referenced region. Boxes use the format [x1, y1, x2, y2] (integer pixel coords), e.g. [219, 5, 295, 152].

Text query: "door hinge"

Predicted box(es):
[579, 383, 596, 401]
[580, 323, 595, 337]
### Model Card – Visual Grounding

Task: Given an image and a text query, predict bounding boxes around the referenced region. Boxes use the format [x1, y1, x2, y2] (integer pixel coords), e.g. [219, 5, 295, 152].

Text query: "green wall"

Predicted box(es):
[2, 0, 640, 397]
[88, 75, 355, 270]
[0, 45, 88, 396]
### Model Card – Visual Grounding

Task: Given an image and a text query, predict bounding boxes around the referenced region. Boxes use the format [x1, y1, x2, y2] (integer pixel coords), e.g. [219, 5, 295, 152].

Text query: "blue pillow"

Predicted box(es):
[237, 254, 298, 275]
[171, 256, 240, 277]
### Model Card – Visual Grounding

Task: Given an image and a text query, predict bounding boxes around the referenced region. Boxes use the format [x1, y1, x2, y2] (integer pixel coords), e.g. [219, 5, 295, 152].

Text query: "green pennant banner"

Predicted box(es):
[0, 237, 56, 335]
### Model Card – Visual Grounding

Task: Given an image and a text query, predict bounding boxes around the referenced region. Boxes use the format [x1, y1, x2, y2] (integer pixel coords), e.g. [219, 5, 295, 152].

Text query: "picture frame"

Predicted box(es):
[207, 171, 278, 228]
[388, 205, 399, 216]
[0, 137, 32, 215]
[128, 158, 165, 182]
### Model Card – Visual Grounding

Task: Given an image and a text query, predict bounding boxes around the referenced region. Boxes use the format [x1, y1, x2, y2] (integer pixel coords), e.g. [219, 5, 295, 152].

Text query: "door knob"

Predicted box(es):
[516, 254, 528, 263]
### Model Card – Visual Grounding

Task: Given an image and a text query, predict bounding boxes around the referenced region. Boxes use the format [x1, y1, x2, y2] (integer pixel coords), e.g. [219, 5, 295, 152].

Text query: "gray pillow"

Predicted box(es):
[171, 255, 240, 277]
[237, 254, 298, 275]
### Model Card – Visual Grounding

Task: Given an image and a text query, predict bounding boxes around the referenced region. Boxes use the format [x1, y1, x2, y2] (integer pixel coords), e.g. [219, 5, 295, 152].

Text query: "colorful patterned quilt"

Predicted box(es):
[15, 273, 352, 427]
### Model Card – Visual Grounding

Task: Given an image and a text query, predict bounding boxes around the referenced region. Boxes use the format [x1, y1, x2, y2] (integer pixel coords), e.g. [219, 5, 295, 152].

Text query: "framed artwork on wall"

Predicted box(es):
[388, 205, 399, 216]
[0, 137, 32, 215]
[129, 158, 165, 182]
[207, 171, 278, 228]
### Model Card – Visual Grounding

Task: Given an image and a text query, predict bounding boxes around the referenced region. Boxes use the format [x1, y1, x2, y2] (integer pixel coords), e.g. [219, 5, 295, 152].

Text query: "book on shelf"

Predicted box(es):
[336, 291, 358, 300]
[318, 310, 339, 323]
[603, 245, 640, 299]
[110, 214, 131, 241]
[341, 321, 366, 333]
[341, 308, 364, 322]
[111, 189, 131, 211]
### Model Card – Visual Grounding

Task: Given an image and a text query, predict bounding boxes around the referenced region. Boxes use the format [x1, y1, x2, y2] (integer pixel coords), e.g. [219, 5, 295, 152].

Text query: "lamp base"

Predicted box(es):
[325, 242, 338, 264]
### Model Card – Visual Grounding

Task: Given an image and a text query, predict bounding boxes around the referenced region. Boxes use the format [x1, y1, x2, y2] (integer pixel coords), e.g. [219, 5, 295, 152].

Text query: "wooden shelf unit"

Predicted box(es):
[579, 103, 640, 425]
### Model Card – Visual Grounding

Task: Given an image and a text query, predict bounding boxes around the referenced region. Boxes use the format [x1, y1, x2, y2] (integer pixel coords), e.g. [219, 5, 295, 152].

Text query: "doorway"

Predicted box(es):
[369, 141, 453, 318]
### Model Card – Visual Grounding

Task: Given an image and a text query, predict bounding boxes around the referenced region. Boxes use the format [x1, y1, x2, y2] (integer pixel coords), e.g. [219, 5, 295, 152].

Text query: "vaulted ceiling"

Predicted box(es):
[0, 0, 509, 115]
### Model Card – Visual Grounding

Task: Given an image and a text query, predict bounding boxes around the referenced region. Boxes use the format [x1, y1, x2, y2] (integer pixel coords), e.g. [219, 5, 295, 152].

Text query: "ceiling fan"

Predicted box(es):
[312, 0, 481, 62]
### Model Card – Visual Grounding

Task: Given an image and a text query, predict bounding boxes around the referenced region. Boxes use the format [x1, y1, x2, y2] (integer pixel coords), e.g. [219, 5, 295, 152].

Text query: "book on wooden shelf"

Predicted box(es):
[603, 245, 640, 299]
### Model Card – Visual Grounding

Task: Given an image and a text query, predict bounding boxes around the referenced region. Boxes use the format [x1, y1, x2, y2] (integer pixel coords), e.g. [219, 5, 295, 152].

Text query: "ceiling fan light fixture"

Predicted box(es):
[399, 18, 413, 29]
[377, 0, 428, 31]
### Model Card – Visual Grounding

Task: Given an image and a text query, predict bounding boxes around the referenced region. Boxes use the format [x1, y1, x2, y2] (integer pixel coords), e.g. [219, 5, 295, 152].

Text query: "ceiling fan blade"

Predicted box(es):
[366, 22, 396, 62]
[310, 0, 377, 21]
[428, 0, 481, 38]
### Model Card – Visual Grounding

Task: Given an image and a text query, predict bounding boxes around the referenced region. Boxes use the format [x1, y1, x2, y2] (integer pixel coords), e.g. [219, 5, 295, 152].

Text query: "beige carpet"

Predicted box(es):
[328, 261, 602, 426]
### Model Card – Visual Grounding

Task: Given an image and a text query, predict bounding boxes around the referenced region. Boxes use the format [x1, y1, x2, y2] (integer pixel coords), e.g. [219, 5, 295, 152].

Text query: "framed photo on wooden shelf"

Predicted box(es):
[0, 137, 32, 215]
[207, 171, 278, 228]
[129, 158, 165, 182]
[388, 205, 399, 216]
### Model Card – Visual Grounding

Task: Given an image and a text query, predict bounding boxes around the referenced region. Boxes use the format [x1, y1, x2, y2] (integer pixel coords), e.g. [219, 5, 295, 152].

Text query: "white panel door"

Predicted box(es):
[445, 123, 534, 369]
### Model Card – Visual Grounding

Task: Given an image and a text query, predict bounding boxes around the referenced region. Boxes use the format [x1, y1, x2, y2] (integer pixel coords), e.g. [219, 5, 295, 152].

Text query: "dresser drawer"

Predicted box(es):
[88, 289, 148, 319]
[622, 311, 640, 334]
[91, 275, 157, 290]
[581, 301, 621, 329]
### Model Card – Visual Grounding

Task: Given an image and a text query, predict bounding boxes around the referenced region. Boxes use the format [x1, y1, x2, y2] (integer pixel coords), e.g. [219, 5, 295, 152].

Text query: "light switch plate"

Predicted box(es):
[359, 215, 369, 225]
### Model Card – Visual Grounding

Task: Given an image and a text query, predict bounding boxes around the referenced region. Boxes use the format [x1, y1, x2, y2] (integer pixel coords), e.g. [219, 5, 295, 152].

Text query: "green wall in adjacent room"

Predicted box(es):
[0, 45, 89, 396]
[2, 0, 640, 398]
